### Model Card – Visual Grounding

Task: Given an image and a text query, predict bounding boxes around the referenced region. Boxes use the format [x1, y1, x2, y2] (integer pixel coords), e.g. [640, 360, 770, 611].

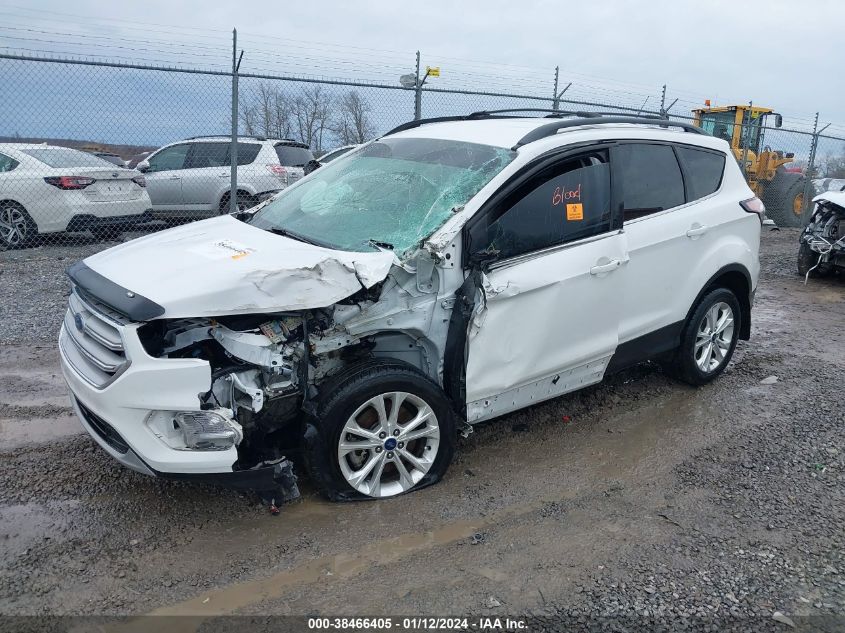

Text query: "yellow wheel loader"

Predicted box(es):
[693, 105, 806, 227]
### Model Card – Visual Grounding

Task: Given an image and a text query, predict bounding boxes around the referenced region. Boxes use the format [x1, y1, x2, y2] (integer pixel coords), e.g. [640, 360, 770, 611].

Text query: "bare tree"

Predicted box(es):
[239, 83, 293, 139]
[820, 144, 845, 178]
[291, 85, 333, 152]
[332, 90, 375, 145]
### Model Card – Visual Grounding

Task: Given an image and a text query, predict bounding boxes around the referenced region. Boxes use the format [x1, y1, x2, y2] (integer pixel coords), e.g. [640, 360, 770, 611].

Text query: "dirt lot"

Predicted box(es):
[0, 228, 843, 631]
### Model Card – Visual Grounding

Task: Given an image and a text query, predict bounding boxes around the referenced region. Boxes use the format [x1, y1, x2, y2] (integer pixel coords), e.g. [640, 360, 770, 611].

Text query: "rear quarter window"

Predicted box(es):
[675, 146, 726, 200]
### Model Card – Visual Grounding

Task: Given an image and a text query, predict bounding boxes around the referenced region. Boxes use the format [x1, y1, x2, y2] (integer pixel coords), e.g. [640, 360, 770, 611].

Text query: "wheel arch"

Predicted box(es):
[0, 198, 40, 234]
[687, 264, 752, 341]
[217, 186, 258, 209]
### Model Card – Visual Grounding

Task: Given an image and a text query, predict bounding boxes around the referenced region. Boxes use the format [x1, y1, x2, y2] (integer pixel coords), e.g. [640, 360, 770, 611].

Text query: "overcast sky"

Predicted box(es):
[2, 0, 844, 133]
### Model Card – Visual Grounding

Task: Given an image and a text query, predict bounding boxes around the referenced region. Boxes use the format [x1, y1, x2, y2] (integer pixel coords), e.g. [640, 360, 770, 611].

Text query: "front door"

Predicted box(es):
[144, 143, 190, 208]
[463, 148, 627, 422]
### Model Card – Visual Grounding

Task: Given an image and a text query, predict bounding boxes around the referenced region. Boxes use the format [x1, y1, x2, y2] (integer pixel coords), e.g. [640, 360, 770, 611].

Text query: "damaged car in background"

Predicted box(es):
[798, 191, 845, 281]
[59, 111, 761, 506]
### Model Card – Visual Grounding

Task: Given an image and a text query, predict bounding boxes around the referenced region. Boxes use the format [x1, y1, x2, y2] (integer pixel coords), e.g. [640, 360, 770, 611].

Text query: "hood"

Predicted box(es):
[81, 216, 396, 319]
[813, 191, 845, 209]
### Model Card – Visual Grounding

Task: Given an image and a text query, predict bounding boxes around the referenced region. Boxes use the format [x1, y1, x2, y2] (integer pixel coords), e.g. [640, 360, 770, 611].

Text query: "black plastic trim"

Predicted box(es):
[606, 321, 684, 374]
[66, 261, 165, 322]
[75, 398, 130, 454]
[691, 264, 754, 341]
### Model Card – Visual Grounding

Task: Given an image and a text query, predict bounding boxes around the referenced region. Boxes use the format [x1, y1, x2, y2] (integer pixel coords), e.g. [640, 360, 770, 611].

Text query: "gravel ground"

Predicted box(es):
[0, 227, 843, 632]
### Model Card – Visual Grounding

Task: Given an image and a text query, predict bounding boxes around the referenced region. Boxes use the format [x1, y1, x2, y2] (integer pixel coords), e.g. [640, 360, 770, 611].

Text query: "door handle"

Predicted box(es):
[590, 259, 621, 275]
[686, 224, 708, 238]
[167, 175, 181, 180]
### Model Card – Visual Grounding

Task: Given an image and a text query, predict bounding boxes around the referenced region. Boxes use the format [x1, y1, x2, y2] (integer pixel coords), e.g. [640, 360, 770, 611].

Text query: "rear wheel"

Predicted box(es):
[666, 288, 741, 386]
[0, 202, 37, 249]
[764, 171, 806, 227]
[304, 360, 456, 500]
[219, 191, 256, 215]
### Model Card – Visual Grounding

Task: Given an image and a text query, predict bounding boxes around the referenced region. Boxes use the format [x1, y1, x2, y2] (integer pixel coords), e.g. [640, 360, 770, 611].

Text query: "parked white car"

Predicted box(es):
[0, 144, 152, 248]
[59, 112, 761, 503]
[137, 136, 314, 217]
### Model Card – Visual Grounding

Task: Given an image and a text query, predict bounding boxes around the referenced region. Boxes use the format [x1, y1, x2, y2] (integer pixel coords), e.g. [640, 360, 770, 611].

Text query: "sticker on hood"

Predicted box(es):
[189, 239, 257, 261]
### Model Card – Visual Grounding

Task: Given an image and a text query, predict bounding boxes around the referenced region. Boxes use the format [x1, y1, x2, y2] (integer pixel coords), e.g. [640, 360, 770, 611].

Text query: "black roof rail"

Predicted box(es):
[185, 134, 268, 141]
[512, 115, 704, 148]
[384, 109, 704, 146]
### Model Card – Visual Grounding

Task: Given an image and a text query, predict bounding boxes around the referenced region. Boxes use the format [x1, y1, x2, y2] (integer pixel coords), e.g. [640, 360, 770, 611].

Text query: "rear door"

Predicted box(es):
[144, 143, 190, 207]
[612, 142, 726, 350]
[463, 148, 627, 422]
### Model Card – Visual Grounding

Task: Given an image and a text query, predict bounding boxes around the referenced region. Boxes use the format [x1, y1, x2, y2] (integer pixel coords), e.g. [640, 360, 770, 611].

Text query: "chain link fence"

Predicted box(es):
[1, 50, 844, 252]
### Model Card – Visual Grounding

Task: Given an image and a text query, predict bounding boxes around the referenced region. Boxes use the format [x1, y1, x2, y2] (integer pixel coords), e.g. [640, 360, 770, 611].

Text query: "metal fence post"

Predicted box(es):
[552, 66, 560, 111]
[741, 101, 752, 179]
[660, 84, 666, 117]
[229, 28, 239, 214]
[800, 112, 821, 226]
[414, 51, 422, 121]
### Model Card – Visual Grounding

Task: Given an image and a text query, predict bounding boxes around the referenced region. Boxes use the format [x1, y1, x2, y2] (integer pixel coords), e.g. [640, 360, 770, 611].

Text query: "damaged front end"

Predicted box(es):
[799, 193, 845, 281]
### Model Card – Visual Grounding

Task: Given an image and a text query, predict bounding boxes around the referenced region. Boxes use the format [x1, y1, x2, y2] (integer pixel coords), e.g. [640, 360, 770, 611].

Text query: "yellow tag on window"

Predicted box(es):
[566, 203, 584, 220]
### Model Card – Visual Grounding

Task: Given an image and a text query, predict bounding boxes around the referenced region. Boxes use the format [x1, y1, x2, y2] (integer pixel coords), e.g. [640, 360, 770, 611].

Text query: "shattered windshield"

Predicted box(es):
[251, 137, 515, 254]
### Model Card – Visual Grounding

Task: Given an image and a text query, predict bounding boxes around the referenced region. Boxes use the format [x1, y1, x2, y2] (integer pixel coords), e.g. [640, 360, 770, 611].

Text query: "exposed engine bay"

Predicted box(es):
[799, 193, 845, 281]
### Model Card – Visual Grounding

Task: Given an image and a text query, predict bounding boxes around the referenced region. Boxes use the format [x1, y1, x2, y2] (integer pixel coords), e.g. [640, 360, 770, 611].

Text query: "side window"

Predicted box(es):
[235, 143, 261, 165]
[187, 142, 229, 169]
[0, 153, 19, 172]
[474, 152, 612, 261]
[615, 143, 685, 221]
[147, 144, 190, 172]
[675, 146, 725, 201]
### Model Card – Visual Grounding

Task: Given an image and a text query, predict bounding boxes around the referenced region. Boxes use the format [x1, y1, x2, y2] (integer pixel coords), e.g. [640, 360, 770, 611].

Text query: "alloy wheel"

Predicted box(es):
[694, 301, 735, 373]
[0, 205, 28, 247]
[337, 391, 440, 498]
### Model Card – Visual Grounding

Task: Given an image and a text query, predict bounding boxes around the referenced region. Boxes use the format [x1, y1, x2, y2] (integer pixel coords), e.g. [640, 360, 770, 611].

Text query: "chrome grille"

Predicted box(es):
[60, 288, 129, 388]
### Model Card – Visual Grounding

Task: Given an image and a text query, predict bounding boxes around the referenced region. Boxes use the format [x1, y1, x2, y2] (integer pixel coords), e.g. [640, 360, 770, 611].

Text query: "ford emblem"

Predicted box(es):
[74, 313, 84, 332]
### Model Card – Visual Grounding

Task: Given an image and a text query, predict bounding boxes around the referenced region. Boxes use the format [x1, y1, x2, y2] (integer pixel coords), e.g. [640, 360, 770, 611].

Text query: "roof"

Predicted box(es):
[388, 116, 727, 153]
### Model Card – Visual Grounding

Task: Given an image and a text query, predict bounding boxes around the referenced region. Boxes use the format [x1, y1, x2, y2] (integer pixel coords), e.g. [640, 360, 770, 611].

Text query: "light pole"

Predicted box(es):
[400, 52, 439, 120]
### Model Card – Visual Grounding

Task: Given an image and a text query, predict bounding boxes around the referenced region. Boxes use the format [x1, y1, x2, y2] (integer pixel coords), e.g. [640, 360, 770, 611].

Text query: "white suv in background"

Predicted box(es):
[59, 111, 761, 505]
[137, 136, 314, 217]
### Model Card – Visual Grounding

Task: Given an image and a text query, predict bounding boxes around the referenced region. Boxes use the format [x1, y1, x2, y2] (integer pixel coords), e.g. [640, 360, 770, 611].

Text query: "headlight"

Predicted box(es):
[173, 411, 242, 451]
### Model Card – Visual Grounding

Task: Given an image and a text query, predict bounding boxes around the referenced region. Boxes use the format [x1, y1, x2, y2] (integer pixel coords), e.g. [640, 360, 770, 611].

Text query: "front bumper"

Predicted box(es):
[59, 319, 239, 475]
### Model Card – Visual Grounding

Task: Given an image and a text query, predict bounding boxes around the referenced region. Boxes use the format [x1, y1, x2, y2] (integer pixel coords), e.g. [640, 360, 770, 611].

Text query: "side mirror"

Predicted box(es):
[774, 113, 783, 128]
[136, 160, 150, 173]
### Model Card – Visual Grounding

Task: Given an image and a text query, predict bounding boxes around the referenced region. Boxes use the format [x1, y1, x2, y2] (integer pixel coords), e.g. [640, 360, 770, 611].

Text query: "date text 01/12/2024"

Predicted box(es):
[306, 616, 528, 630]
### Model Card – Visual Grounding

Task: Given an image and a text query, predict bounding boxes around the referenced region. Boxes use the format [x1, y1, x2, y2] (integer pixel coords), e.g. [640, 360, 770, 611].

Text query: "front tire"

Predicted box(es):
[304, 360, 456, 500]
[797, 242, 830, 278]
[668, 288, 741, 386]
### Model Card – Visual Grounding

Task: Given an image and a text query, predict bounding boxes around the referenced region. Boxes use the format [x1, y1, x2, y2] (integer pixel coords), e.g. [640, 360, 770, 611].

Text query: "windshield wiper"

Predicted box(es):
[267, 227, 326, 247]
[366, 238, 394, 251]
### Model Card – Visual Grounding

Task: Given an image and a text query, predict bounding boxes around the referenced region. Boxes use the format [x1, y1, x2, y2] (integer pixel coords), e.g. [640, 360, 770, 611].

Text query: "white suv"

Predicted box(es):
[59, 112, 761, 503]
[137, 136, 314, 217]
